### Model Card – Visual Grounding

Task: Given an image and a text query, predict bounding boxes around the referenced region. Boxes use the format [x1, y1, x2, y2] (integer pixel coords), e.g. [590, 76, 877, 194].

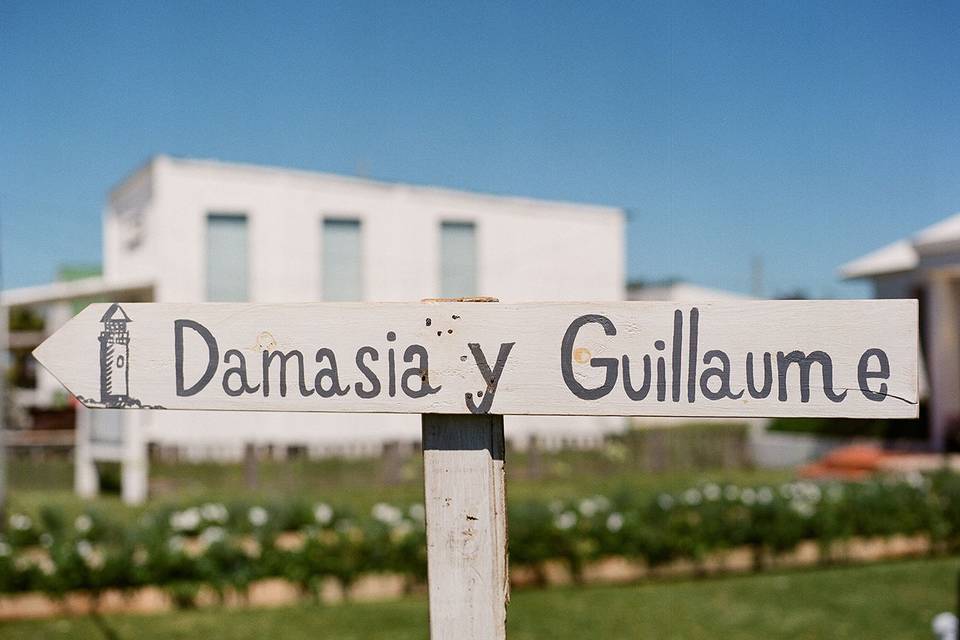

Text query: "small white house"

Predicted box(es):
[3, 156, 627, 502]
[627, 279, 753, 303]
[840, 215, 955, 449]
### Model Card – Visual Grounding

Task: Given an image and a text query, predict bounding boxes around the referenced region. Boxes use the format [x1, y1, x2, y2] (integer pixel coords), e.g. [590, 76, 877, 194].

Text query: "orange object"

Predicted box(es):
[798, 445, 886, 479]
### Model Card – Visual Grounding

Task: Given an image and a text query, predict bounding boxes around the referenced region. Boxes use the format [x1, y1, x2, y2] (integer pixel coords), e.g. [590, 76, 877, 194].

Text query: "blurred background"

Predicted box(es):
[1, 2, 960, 638]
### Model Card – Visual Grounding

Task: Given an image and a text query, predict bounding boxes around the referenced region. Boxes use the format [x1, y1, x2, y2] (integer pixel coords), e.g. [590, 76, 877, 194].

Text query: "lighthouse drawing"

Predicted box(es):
[98, 303, 133, 407]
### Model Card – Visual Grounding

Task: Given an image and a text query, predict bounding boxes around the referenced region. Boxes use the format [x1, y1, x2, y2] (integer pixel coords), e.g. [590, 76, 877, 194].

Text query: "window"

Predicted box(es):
[322, 218, 363, 301]
[440, 221, 477, 297]
[206, 213, 248, 301]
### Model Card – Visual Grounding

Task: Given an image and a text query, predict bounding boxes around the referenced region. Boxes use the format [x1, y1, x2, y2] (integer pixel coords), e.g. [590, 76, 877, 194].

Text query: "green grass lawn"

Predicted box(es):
[1, 558, 955, 639]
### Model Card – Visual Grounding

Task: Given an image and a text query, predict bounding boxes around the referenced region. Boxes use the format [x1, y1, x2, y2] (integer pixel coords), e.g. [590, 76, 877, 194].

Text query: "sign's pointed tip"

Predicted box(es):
[29, 303, 105, 378]
[31, 338, 52, 373]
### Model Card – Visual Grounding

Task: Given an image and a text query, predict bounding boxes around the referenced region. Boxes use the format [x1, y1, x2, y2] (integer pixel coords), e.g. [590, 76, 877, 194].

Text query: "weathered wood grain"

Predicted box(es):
[33, 300, 918, 418]
[422, 414, 508, 639]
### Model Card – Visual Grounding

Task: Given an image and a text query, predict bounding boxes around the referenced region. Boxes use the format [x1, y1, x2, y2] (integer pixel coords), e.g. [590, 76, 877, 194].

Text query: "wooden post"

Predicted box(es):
[382, 439, 405, 485]
[120, 411, 148, 505]
[527, 433, 542, 480]
[74, 405, 99, 498]
[422, 414, 508, 639]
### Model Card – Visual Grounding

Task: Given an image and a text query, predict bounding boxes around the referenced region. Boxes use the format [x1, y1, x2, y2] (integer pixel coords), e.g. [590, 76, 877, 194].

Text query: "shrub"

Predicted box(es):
[0, 472, 957, 597]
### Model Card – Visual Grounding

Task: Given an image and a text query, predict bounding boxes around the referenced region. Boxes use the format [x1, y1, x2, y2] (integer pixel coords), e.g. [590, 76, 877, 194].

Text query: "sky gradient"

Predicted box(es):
[2, 1, 959, 297]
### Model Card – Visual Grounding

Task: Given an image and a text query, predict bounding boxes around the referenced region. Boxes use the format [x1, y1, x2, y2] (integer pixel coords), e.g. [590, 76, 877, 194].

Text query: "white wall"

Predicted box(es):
[104, 162, 157, 287]
[101, 157, 628, 452]
[105, 156, 624, 304]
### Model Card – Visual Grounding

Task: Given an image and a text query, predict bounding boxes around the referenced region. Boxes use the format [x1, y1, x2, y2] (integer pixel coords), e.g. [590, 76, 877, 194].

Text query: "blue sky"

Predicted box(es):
[2, 1, 959, 297]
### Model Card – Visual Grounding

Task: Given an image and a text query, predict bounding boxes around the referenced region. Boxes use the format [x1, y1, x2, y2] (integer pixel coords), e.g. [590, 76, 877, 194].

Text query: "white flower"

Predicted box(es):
[391, 521, 413, 541]
[579, 499, 599, 517]
[0, 542, 11, 557]
[371, 503, 403, 525]
[577, 495, 611, 517]
[933, 612, 958, 637]
[554, 511, 577, 530]
[657, 494, 674, 510]
[808, 485, 822, 503]
[408, 504, 426, 522]
[167, 536, 184, 553]
[248, 506, 269, 527]
[905, 471, 926, 489]
[76, 540, 94, 559]
[703, 484, 721, 501]
[724, 485, 740, 501]
[39, 533, 53, 548]
[201, 503, 228, 523]
[794, 482, 821, 503]
[313, 503, 334, 525]
[683, 489, 702, 506]
[200, 526, 225, 545]
[757, 487, 774, 505]
[9, 514, 31, 531]
[75, 514, 93, 533]
[133, 548, 149, 565]
[548, 500, 565, 515]
[790, 500, 815, 518]
[170, 508, 201, 532]
[606, 512, 624, 532]
[740, 488, 756, 506]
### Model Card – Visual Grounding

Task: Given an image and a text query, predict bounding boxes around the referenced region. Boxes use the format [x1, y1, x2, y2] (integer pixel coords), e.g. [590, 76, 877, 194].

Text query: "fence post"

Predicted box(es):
[422, 413, 508, 639]
[74, 405, 99, 498]
[244, 442, 258, 490]
[120, 411, 148, 505]
[527, 433, 542, 479]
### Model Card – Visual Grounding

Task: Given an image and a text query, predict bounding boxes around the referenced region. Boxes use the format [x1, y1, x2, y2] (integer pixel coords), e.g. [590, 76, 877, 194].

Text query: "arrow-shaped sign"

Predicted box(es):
[33, 300, 919, 418]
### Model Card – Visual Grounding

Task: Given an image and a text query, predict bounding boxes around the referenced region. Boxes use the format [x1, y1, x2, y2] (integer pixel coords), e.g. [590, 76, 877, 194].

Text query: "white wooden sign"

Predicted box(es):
[33, 300, 918, 418]
[31, 298, 919, 640]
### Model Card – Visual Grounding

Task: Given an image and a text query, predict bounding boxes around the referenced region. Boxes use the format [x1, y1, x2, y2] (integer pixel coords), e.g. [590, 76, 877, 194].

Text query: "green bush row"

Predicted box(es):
[3, 471, 960, 601]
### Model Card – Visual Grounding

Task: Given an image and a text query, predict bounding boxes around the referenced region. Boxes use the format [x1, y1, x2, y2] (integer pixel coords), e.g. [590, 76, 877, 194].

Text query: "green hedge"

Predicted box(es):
[768, 408, 928, 441]
[2, 471, 959, 602]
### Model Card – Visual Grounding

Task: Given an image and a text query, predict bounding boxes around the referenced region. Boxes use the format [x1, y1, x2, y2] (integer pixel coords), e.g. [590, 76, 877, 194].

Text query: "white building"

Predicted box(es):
[840, 215, 950, 449]
[3, 155, 626, 502]
[627, 279, 753, 303]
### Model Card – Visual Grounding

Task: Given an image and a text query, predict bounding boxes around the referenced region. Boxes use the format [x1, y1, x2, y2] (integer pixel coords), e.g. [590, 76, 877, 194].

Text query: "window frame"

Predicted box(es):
[205, 212, 250, 302]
